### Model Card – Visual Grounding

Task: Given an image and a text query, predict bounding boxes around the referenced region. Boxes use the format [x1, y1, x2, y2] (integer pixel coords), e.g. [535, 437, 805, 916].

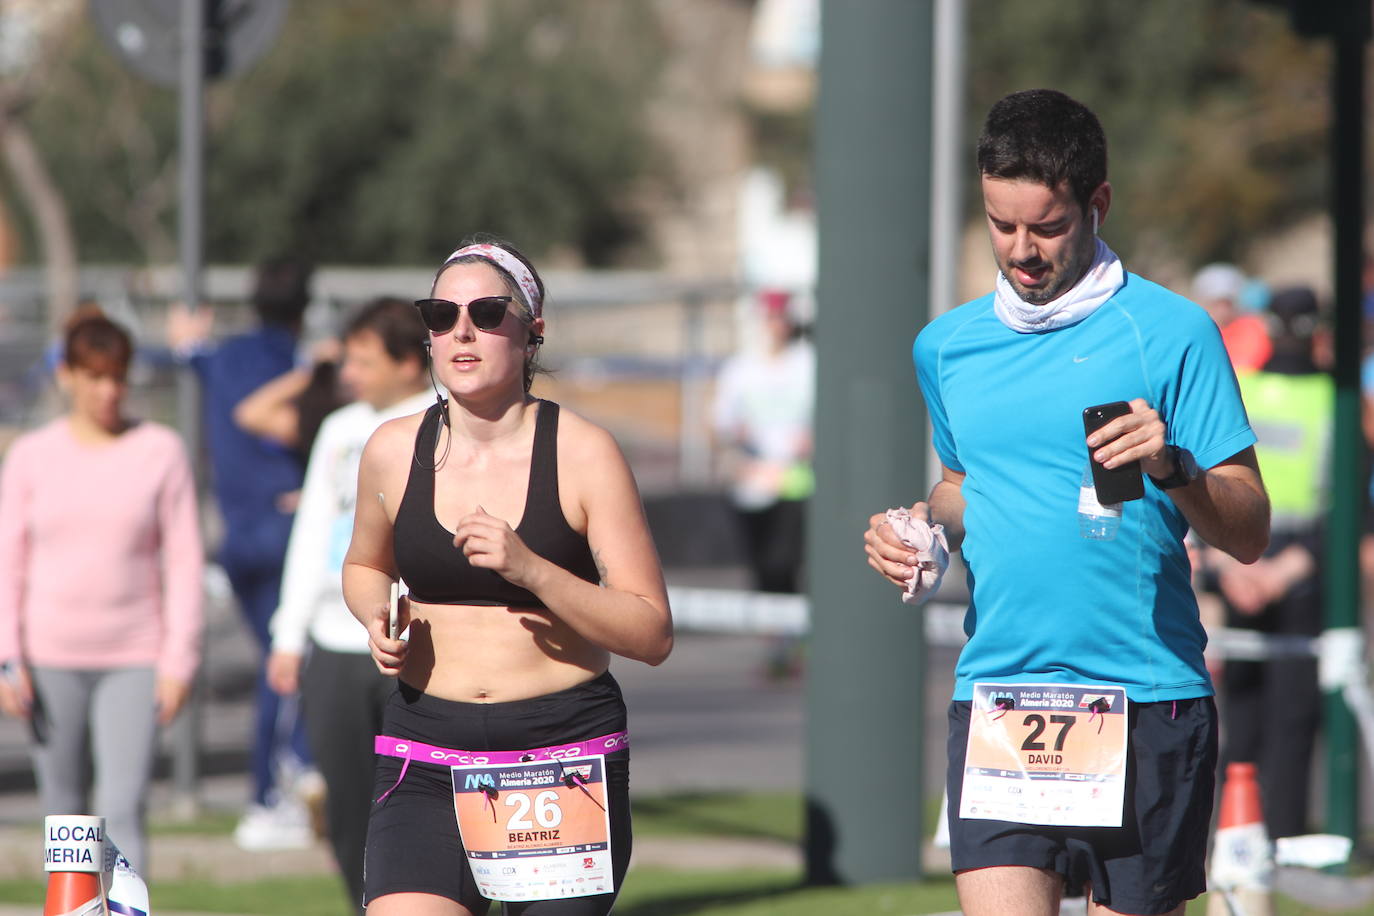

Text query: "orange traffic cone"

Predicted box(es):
[1207, 762, 1276, 916]
[43, 871, 104, 916]
[43, 815, 107, 916]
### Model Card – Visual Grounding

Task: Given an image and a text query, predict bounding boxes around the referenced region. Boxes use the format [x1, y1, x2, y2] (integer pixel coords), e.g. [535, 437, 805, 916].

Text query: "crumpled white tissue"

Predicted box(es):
[885, 507, 950, 605]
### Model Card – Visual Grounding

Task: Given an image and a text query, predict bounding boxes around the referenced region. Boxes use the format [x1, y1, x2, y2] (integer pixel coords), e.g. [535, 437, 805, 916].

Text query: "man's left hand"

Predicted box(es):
[1085, 397, 1173, 479]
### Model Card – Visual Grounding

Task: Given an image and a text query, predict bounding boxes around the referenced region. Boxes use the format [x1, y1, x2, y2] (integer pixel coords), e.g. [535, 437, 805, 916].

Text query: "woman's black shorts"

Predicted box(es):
[363, 672, 631, 914]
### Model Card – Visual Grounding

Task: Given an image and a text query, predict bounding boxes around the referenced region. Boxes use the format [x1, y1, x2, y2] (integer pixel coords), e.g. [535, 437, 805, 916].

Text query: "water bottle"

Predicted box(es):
[1078, 465, 1121, 540]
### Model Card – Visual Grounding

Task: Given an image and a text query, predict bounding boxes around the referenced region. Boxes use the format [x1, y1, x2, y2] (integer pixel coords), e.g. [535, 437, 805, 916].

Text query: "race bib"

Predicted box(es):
[452, 755, 614, 903]
[961, 682, 1128, 827]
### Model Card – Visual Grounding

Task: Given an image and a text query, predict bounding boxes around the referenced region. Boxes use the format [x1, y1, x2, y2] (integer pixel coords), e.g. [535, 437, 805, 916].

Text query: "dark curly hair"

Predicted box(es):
[976, 89, 1107, 214]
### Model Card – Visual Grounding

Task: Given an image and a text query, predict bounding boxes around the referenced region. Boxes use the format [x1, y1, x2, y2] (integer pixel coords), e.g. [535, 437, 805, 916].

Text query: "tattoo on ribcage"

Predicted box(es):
[593, 549, 609, 587]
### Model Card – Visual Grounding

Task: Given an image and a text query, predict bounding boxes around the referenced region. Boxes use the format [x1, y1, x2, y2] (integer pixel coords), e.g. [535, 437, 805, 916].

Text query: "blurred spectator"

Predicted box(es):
[234, 337, 347, 514]
[166, 257, 318, 850]
[265, 298, 430, 913]
[0, 311, 204, 872]
[1239, 276, 1273, 315]
[711, 288, 815, 594]
[1193, 262, 1272, 371]
[29, 300, 103, 378]
[1358, 251, 1374, 608]
[234, 337, 343, 456]
[21, 299, 107, 423]
[1203, 285, 1329, 838]
[1363, 251, 1374, 324]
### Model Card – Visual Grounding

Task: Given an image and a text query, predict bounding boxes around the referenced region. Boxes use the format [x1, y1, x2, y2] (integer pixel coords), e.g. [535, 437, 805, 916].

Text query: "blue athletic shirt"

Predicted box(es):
[916, 272, 1256, 703]
[189, 325, 304, 575]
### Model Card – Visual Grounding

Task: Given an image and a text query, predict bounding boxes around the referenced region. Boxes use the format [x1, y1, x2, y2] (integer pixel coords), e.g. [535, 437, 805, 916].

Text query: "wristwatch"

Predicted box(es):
[1150, 446, 1200, 490]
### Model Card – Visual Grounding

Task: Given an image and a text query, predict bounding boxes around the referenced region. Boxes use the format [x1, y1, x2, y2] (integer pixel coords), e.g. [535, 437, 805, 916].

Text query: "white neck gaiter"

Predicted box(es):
[993, 238, 1124, 333]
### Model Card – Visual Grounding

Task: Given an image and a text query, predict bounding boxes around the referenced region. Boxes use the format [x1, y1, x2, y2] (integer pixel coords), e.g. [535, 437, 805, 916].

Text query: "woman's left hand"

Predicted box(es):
[453, 507, 544, 590]
[0, 664, 32, 719]
[155, 678, 192, 725]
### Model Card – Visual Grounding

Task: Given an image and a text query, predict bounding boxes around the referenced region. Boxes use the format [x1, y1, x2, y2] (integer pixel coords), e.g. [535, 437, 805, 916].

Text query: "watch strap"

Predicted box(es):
[1150, 446, 1192, 490]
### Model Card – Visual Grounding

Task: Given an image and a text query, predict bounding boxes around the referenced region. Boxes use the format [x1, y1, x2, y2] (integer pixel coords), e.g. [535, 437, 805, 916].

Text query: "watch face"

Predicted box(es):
[1180, 449, 1199, 480]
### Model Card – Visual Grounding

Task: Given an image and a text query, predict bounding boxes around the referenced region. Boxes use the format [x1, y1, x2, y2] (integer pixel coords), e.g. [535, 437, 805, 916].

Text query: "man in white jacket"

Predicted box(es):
[267, 297, 432, 913]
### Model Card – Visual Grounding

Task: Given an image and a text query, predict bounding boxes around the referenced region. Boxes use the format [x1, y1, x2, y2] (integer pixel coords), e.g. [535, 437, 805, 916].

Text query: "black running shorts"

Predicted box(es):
[946, 695, 1217, 915]
[363, 672, 631, 915]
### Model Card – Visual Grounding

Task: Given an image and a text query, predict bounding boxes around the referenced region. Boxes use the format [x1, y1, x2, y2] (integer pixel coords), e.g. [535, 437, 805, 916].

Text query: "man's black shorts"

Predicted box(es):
[946, 696, 1217, 916]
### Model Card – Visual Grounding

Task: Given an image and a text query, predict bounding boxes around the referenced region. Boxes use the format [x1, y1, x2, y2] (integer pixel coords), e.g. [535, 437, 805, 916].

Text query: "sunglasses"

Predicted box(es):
[414, 296, 513, 333]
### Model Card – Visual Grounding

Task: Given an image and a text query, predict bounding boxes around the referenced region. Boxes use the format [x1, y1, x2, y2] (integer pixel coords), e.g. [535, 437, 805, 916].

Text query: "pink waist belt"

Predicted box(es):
[374, 731, 629, 804]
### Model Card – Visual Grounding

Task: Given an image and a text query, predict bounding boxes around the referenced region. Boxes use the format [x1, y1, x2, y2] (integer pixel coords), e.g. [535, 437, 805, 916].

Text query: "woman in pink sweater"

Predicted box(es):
[0, 312, 204, 872]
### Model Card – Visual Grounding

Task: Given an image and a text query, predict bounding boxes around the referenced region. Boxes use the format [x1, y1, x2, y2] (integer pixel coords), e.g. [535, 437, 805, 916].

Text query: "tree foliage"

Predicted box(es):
[964, 0, 1330, 269]
[13, 0, 664, 267]
[5, 0, 1343, 275]
[752, 0, 1335, 273]
[15, 17, 178, 265]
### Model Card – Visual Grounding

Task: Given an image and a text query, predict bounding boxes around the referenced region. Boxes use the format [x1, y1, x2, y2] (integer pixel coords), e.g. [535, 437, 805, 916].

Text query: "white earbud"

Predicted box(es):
[1091, 208, 1100, 235]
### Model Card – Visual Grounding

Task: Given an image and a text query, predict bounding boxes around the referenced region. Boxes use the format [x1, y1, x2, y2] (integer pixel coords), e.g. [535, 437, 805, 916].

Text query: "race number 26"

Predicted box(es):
[506, 791, 564, 830]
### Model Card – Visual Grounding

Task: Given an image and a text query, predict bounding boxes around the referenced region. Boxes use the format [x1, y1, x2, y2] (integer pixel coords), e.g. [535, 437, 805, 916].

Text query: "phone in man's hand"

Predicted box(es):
[1083, 402, 1144, 503]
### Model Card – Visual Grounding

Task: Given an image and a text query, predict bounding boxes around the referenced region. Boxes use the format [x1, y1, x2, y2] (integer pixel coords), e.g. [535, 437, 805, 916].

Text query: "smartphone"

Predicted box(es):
[1082, 402, 1144, 503]
[388, 582, 401, 639]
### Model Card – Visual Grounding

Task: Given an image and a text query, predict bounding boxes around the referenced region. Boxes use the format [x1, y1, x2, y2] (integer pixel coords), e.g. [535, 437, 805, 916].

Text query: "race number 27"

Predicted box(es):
[1020, 714, 1074, 752]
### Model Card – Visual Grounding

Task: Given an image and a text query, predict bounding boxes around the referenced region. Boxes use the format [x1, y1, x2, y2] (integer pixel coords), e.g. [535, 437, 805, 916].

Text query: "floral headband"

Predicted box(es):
[442, 244, 543, 318]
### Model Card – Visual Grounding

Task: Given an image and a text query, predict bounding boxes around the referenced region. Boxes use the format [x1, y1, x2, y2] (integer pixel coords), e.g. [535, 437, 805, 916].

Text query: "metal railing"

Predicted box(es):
[0, 265, 745, 809]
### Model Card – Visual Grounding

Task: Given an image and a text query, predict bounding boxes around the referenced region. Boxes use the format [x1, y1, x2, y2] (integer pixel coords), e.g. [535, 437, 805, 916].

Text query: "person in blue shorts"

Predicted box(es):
[864, 89, 1270, 916]
[169, 258, 320, 848]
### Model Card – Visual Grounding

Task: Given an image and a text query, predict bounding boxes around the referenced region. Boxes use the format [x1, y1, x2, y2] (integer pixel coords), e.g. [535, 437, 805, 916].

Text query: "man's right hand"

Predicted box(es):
[864, 502, 931, 588]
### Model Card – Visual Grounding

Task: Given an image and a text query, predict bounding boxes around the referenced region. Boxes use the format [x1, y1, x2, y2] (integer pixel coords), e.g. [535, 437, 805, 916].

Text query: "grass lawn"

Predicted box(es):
[631, 792, 804, 844]
[0, 870, 962, 915]
[615, 868, 959, 914]
[0, 875, 349, 915]
[8, 870, 1374, 915]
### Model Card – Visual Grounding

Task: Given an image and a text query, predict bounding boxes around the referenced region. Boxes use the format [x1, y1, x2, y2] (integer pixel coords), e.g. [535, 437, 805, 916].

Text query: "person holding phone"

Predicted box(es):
[863, 90, 1269, 916]
[342, 237, 672, 915]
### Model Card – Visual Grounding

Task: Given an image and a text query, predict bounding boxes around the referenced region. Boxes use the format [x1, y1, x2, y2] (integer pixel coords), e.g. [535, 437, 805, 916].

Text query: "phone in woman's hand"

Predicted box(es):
[388, 582, 401, 639]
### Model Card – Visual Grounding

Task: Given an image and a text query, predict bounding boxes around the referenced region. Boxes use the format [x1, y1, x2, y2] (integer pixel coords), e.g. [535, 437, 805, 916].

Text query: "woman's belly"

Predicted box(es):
[399, 601, 610, 702]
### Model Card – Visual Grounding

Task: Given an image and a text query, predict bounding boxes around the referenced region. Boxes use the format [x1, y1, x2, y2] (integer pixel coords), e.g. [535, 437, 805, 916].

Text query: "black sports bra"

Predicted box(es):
[393, 400, 600, 607]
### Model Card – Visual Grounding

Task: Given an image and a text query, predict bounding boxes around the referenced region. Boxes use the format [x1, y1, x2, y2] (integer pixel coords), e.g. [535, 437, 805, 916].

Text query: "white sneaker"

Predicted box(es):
[233, 800, 315, 851]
